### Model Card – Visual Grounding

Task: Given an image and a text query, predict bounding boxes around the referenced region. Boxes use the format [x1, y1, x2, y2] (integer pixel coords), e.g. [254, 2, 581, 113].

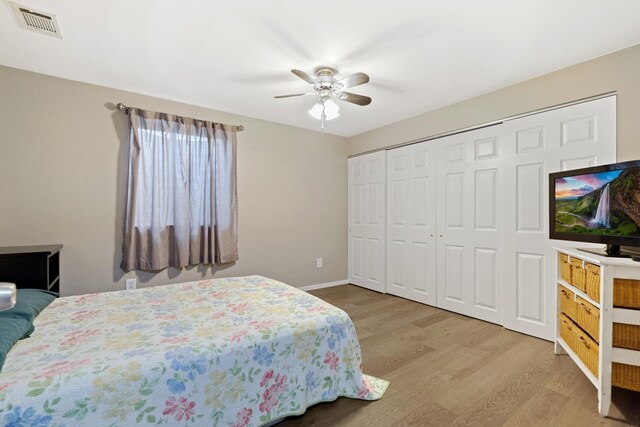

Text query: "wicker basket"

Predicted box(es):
[613, 362, 640, 392]
[570, 257, 587, 292]
[575, 296, 600, 342]
[559, 253, 571, 283]
[559, 313, 599, 378]
[613, 323, 640, 351]
[559, 285, 577, 320]
[559, 313, 577, 351]
[613, 279, 640, 309]
[584, 263, 600, 303]
[575, 328, 599, 378]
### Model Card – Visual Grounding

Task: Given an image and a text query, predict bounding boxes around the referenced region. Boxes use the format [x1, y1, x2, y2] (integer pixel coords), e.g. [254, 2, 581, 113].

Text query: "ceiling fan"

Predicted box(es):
[274, 66, 371, 127]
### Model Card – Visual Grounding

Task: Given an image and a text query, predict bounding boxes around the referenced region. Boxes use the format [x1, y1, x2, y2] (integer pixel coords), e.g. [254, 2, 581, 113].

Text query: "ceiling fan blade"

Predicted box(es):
[291, 69, 316, 84]
[337, 72, 370, 90]
[274, 93, 314, 99]
[336, 92, 372, 106]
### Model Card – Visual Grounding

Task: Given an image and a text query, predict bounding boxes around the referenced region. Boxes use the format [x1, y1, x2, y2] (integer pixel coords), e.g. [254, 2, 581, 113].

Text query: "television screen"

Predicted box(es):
[549, 160, 640, 250]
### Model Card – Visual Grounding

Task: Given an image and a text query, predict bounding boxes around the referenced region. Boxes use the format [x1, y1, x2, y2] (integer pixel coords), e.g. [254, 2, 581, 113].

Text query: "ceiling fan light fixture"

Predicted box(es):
[308, 99, 340, 121]
[308, 102, 324, 120]
[323, 99, 340, 120]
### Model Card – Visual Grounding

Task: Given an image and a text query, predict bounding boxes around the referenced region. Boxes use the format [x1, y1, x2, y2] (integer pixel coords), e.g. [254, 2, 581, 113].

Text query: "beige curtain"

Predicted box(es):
[121, 108, 238, 272]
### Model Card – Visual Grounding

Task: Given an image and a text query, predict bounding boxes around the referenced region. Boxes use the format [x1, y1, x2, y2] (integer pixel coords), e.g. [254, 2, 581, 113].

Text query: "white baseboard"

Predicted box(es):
[299, 279, 349, 292]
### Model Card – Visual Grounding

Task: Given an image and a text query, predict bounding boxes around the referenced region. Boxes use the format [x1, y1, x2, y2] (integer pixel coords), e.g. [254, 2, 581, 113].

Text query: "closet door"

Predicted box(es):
[502, 96, 616, 340]
[348, 152, 386, 292]
[436, 126, 503, 324]
[386, 141, 437, 305]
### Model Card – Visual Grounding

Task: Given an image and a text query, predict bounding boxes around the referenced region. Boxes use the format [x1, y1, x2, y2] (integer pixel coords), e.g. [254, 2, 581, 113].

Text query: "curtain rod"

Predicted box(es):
[115, 103, 244, 132]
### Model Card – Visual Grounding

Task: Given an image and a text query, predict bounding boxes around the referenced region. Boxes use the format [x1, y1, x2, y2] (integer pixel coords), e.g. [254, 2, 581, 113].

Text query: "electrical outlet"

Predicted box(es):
[125, 278, 137, 290]
[316, 258, 323, 268]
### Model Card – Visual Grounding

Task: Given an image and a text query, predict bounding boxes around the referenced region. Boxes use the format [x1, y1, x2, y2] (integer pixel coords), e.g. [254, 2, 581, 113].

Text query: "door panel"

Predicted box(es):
[502, 96, 616, 340]
[444, 244, 464, 303]
[436, 126, 503, 324]
[351, 237, 363, 280]
[445, 173, 464, 228]
[348, 152, 386, 292]
[475, 168, 497, 230]
[516, 163, 544, 232]
[475, 247, 497, 310]
[387, 142, 437, 305]
[515, 252, 544, 323]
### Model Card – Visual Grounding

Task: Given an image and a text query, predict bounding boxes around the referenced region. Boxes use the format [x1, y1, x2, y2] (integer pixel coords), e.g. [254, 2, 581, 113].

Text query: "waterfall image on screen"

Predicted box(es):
[554, 169, 640, 237]
[592, 183, 610, 227]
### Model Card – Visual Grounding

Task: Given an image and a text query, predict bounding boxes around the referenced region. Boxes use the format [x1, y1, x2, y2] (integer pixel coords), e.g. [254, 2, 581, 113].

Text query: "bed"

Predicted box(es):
[0, 276, 388, 426]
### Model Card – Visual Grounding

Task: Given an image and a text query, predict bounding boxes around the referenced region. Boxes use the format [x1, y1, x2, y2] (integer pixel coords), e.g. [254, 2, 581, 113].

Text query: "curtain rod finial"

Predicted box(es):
[116, 103, 128, 112]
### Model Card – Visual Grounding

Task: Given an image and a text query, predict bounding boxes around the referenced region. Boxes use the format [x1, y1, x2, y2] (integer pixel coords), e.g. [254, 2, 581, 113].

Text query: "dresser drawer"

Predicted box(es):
[613, 363, 640, 392]
[559, 313, 578, 352]
[576, 327, 600, 378]
[569, 257, 587, 292]
[558, 285, 577, 320]
[559, 313, 599, 378]
[613, 323, 640, 351]
[559, 253, 571, 283]
[613, 278, 640, 309]
[584, 262, 601, 303]
[575, 296, 600, 341]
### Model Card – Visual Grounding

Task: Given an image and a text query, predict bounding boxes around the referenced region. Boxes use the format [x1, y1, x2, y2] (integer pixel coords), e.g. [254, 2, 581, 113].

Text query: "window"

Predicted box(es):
[121, 109, 238, 271]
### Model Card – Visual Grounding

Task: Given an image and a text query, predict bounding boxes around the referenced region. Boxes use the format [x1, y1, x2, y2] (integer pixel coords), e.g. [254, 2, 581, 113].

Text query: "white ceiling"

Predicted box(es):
[2, 1, 640, 137]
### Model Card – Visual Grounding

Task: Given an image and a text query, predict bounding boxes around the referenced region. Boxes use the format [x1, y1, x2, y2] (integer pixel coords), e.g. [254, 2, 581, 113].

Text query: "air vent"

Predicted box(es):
[10, 2, 62, 39]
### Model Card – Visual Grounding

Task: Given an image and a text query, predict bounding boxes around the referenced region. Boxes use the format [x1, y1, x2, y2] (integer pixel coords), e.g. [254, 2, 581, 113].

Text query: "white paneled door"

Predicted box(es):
[386, 141, 437, 305]
[436, 126, 503, 324]
[352, 95, 616, 342]
[502, 96, 616, 340]
[348, 152, 386, 292]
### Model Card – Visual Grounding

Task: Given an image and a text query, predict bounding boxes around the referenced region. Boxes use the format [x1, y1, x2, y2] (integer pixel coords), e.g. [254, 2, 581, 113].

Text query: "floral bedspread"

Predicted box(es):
[0, 276, 388, 426]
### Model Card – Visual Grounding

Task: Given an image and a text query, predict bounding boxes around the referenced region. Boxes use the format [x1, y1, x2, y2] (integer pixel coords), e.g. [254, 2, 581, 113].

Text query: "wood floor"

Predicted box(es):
[280, 285, 640, 426]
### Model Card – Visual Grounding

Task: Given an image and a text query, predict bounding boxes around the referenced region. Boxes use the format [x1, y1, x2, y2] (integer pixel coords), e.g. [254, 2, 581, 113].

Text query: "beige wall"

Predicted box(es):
[348, 44, 640, 161]
[3, 43, 639, 296]
[0, 65, 348, 296]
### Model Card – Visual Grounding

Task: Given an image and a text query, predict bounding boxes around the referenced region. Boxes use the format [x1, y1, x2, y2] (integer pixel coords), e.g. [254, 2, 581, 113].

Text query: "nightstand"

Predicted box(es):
[0, 245, 62, 293]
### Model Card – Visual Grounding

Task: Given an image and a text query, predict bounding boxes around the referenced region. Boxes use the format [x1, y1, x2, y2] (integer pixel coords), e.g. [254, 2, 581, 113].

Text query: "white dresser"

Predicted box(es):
[554, 247, 640, 416]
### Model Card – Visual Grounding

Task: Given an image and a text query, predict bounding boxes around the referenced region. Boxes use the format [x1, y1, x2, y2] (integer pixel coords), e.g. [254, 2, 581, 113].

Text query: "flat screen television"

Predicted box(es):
[549, 160, 640, 257]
